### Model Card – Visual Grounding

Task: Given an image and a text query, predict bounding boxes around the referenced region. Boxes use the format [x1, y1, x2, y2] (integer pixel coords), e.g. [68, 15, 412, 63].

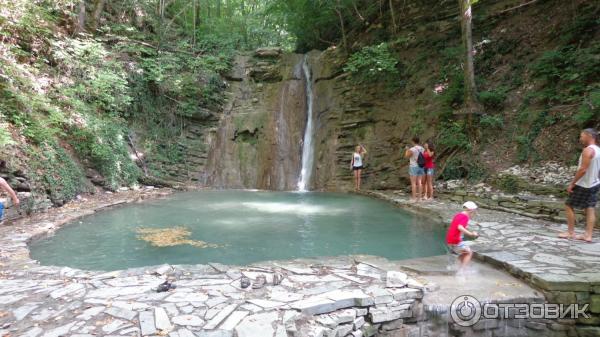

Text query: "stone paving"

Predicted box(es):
[364, 190, 600, 334]
[0, 189, 432, 337]
[2, 188, 600, 336]
[0, 255, 429, 337]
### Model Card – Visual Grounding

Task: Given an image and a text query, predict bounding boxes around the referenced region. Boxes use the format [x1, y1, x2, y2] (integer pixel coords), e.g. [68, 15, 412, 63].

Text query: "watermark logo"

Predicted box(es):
[450, 296, 482, 327]
[450, 295, 590, 327]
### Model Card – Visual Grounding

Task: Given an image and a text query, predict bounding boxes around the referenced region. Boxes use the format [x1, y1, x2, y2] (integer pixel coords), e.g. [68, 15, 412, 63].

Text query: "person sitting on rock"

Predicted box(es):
[446, 201, 479, 270]
[560, 128, 600, 242]
[0, 161, 20, 222]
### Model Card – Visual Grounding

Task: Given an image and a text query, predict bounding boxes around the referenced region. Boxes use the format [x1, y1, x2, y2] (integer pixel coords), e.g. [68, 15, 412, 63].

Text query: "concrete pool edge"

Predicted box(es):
[0, 188, 598, 336]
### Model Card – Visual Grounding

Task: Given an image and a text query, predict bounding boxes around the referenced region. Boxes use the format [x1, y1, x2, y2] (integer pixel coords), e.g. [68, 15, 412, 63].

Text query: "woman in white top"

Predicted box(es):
[350, 145, 367, 191]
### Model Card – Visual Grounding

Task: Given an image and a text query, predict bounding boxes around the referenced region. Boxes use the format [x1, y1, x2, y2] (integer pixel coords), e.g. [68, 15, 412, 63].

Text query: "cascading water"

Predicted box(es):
[297, 55, 315, 192]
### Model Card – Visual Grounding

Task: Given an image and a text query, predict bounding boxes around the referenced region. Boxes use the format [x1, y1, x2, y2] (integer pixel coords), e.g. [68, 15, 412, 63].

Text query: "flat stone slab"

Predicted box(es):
[399, 255, 456, 275]
[235, 311, 278, 337]
[172, 315, 206, 327]
[204, 303, 238, 329]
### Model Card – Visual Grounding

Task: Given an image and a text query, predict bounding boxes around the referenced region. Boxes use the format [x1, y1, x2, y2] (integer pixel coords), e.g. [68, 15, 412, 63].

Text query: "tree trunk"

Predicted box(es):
[335, 0, 348, 54]
[91, 0, 107, 32]
[192, 0, 197, 47]
[389, 0, 397, 33]
[241, 0, 248, 46]
[216, 0, 221, 18]
[133, 1, 145, 29]
[196, 0, 201, 26]
[458, 0, 479, 125]
[74, 0, 86, 34]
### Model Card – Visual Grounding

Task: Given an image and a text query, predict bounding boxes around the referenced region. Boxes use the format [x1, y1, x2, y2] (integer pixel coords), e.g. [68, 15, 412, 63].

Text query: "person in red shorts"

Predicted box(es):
[446, 201, 479, 270]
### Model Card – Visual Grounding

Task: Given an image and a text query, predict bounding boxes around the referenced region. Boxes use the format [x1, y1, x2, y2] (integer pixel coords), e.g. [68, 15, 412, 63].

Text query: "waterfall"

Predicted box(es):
[297, 55, 315, 192]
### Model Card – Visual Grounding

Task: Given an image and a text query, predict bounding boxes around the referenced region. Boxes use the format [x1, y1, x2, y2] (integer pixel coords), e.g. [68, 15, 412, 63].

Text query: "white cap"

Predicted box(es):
[463, 201, 478, 210]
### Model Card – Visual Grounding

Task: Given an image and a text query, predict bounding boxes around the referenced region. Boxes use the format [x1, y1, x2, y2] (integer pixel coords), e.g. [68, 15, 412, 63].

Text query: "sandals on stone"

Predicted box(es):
[156, 280, 176, 293]
[240, 276, 251, 289]
[273, 272, 284, 286]
[252, 274, 267, 289]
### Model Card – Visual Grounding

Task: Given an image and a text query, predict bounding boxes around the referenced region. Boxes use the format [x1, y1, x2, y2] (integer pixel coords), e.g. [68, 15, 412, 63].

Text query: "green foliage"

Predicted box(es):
[409, 109, 426, 136]
[440, 157, 487, 182]
[574, 89, 600, 126]
[343, 43, 399, 83]
[531, 42, 600, 104]
[558, 3, 600, 45]
[479, 115, 504, 129]
[0, 125, 14, 146]
[495, 174, 521, 194]
[53, 38, 133, 117]
[70, 116, 141, 190]
[29, 143, 90, 204]
[478, 88, 507, 110]
[438, 122, 471, 151]
[267, 0, 345, 52]
[436, 47, 465, 108]
[515, 109, 557, 162]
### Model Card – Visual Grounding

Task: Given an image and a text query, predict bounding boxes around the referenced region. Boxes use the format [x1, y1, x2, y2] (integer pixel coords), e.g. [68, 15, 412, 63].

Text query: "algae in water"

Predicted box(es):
[136, 226, 221, 248]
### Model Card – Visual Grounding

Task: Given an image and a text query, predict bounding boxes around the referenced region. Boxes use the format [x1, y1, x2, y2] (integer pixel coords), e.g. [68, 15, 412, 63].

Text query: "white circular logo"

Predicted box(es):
[450, 295, 482, 327]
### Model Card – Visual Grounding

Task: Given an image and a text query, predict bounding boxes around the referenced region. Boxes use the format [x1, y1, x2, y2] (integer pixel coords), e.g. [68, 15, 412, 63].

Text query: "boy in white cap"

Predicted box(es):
[446, 201, 479, 270]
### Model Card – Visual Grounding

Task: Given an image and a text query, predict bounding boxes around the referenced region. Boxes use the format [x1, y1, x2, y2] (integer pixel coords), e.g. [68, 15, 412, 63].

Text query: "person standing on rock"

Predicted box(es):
[559, 128, 600, 242]
[0, 163, 20, 222]
[351, 145, 367, 190]
[446, 201, 479, 270]
[405, 137, 425, 202]
[423, 141, 436, 200]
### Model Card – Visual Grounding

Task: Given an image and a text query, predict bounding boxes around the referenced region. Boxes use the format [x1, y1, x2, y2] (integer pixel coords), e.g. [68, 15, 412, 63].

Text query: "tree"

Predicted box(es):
[458, 0, 481, 125]
[91, 0, 107, 31]
[334, 0, 348, 53]
[74, 0, 86, 34]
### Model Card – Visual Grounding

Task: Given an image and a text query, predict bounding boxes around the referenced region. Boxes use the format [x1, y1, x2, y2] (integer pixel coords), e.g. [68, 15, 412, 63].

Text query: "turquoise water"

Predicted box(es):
[30, 191, 445, 271]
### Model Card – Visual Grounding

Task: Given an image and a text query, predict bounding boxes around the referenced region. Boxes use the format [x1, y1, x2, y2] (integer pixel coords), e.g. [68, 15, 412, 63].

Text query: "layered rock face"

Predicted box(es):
[203, 49, 308, 190]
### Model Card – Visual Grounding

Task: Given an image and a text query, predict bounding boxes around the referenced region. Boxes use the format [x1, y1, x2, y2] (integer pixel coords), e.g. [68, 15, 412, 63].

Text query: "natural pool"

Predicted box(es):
[30, 191, 446, 271]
